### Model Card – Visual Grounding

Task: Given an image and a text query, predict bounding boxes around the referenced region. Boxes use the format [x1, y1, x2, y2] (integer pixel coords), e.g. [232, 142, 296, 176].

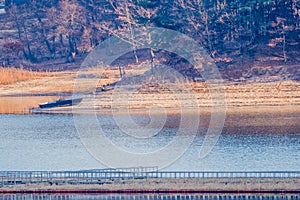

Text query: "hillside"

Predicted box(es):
[0, 0, 299, 81]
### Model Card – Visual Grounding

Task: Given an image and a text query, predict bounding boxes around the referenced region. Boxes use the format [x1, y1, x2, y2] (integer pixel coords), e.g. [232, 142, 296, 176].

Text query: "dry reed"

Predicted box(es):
[0, 67, 49, 85]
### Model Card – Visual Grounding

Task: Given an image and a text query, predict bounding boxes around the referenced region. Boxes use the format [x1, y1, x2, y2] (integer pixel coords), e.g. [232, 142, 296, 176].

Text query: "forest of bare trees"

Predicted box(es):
[0, 0, 299, 78]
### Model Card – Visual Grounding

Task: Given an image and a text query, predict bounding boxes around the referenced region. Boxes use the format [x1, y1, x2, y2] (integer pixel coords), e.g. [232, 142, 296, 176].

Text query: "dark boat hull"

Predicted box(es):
[39, 98, 82, 109]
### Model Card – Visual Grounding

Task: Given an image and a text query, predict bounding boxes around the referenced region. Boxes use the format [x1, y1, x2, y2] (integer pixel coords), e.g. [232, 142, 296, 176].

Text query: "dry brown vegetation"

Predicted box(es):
[0, 67, 300, 116]
[2, 178, 299, 192]
[0, 67, 51, 85]
[0, 96, 58, 114]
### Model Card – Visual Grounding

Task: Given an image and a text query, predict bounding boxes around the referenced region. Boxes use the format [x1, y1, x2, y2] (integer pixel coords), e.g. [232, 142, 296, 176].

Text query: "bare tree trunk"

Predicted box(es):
[283, 34, 287, 63]
[23, 24, 35, 62]
[125, 2, 139, 64]
[204, 12, 213, 55]
[37, 17, 54, 56]
[119, 65, 123, 78]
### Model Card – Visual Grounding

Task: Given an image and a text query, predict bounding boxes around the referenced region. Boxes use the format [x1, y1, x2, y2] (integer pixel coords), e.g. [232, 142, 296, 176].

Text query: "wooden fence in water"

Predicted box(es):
[0, 167, 299, 187]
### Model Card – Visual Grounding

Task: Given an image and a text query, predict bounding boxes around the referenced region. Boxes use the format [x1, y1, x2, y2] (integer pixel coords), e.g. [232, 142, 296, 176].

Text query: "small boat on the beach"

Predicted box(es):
[96, 83, 116, 92]
[101, 85, 114, 91]
[39, 98, 83, 109]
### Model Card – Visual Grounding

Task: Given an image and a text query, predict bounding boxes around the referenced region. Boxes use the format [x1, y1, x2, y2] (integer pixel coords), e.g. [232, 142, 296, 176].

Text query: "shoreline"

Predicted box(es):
[1, 104, 300, 116]
[27, 105, 300, 135]
[29, 104, 300, 115]
[1, 105, 299, 135]
[0, 78, 299, 115]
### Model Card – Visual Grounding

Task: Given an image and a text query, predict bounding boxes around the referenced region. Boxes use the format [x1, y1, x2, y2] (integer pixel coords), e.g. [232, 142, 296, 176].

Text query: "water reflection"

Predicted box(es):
[0, 114, 299, 171]
[0, 194, 298, 200]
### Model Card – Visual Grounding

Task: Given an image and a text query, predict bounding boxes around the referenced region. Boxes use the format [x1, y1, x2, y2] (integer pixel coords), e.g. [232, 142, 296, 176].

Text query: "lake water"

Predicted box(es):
[0, 194, 298, 200]
[0, 114, 299, 171]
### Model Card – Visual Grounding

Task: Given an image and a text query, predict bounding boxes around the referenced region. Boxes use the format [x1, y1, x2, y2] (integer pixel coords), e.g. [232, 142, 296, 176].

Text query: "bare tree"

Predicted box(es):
[107, 0, 141, 63]
[54, 0, 88, 62]
[7, 4, 35, 62]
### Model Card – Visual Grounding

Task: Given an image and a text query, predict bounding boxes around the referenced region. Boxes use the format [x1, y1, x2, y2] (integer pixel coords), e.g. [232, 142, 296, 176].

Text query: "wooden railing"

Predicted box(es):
[0, 167, 299, 186]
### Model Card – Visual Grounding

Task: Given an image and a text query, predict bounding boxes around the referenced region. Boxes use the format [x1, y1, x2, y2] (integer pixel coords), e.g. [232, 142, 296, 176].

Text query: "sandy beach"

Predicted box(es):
[0, 78, 299, 113]
[0, 67, 299, 114]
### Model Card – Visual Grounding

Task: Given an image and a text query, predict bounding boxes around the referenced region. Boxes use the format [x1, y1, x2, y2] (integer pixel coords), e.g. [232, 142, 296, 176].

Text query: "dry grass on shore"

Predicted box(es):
[0, 96, 58, 114]
[0, 67, 50, 85]
[0, 66, 299, 115]
[2, 178, 299, 192]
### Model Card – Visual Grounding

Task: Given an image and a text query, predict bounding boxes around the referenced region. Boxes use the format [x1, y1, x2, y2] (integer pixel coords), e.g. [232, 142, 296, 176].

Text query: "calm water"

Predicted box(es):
[0, 194, 298, 200]
[0, 114, 299, 171]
